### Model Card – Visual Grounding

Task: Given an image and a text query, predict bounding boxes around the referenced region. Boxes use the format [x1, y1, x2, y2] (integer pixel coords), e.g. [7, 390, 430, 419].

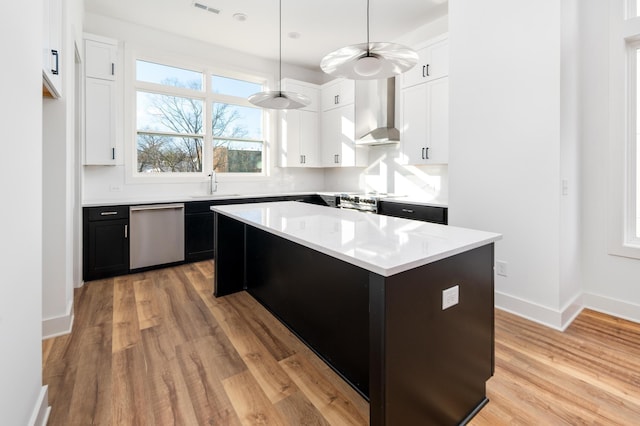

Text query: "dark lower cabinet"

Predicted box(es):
[84, 195, 334, 281]
[83, 206, 129, 281]
[185, 202, 216, 262]
[378, 201, 448, 224]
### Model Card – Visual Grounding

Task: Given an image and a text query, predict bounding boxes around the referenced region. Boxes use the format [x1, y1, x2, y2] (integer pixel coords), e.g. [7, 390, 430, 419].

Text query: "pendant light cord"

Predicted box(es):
[278, 0, 282, 95]
[366, 0, 371, 57]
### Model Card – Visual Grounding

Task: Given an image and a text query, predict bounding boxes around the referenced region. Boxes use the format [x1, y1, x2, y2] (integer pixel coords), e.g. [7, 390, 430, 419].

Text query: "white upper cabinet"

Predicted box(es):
[281, 78, 319, 112]
[401, 75, 449, 165]
[42, 0, 62, 98]
[400, 35, 449, 165]
[85, 38, 118, 81]
[402, 37, 449, 89]
[83, 34, 120, 165]
[320, 79, 366, 167]
[321, 79, 355, 111]
[280, 109, 320, 167]
[279, 79, 321, 167]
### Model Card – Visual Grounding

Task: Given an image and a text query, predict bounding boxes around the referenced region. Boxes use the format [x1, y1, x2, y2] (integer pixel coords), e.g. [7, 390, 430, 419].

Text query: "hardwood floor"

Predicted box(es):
[43, 261, 640, 425]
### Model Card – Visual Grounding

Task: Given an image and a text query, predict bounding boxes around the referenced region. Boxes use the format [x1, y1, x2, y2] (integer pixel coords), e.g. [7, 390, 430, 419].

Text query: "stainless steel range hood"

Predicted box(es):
[355, 77, 400, 145]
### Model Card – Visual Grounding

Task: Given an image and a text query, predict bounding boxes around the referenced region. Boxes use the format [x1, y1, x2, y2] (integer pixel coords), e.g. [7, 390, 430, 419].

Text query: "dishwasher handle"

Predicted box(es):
[130, 203, 185, 212]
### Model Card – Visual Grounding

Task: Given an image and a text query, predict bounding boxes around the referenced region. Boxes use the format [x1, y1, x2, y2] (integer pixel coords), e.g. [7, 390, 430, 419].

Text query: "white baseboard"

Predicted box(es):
[42, 300, 74, 339]
[28, 386, 50, 426]
[495, 291, 584, 331]
[584, 293, 640, 324]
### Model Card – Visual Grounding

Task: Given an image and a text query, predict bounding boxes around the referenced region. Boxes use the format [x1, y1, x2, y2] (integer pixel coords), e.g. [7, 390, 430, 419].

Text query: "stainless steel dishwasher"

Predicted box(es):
[129, 203, 185, 269]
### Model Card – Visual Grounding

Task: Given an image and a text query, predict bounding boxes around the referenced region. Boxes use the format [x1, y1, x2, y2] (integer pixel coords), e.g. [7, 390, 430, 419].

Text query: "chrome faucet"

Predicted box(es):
[208, 170, 218, 194]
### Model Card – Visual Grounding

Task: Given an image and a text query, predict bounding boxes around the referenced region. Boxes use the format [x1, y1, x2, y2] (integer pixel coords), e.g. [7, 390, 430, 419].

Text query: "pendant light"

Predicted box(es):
[248, 0, 310, 109]
[320, 0, 418, 80]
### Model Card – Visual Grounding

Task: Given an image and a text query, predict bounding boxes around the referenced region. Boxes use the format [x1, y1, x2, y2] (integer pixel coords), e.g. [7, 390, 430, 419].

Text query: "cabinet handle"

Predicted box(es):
[112, 148, 115, 160]
[303, 155, 306, 164]
[335, 94, 340, 105]
[401, 209, 415, 213]
[422, 65, 426, 78]
[422, 147, 425, 159]
[100, 211, 118, 216]
[111, 63, 115, 76]
[425, 147, 429, 159]
[425, 64, 430, 77]
[51, 50, 59, 75]
[124, 224, 128, 239]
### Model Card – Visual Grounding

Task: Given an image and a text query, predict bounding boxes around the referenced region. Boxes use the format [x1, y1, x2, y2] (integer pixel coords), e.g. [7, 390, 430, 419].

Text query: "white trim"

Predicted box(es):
[584, 292, 640, 324]
[495, 291, 584, 331]
[608, 0, 640, 259]
[28, 386, 50, 426]
[42, 300, 74, 339]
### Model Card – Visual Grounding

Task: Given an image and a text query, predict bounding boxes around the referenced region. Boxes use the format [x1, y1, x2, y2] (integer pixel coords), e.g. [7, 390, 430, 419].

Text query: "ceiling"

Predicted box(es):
[84, 0, 448, 71]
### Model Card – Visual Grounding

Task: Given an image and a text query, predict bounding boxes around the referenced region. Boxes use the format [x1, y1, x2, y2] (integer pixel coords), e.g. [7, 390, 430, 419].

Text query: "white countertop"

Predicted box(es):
[212, 201, 499, 277]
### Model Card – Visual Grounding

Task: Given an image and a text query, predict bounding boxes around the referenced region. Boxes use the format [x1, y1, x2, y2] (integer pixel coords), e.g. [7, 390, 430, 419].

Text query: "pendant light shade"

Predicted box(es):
[248, 90, 310, 109]
[320, 0, 418, 80]
[248, 0, 310, 110]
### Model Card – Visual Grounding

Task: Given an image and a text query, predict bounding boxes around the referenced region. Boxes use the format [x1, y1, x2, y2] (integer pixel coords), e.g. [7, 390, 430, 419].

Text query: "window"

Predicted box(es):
[609, 1, 640, 258]
[134, 59, 266, 175]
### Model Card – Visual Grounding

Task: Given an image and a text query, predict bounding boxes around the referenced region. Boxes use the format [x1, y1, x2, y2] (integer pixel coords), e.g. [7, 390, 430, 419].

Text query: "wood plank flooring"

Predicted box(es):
[43, 261, 640, 425]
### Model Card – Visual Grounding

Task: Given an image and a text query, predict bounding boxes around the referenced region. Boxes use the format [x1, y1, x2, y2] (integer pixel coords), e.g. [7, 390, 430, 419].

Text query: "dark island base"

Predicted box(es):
[214, 213, 495, 425]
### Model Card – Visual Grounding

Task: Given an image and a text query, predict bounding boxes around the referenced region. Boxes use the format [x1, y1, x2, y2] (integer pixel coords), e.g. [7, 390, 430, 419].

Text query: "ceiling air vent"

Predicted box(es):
[193, 2, 220, 14]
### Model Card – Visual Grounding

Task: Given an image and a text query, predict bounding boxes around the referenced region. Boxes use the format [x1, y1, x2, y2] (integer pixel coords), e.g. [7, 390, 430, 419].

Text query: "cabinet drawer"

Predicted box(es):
[378, 202, 447, 225]
[86, 205, 129, 221]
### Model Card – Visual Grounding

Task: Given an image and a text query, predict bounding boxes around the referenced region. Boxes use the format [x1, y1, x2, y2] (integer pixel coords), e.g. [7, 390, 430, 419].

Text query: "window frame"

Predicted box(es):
[123, 47, 272, 184]
[608, 2, 640, 259]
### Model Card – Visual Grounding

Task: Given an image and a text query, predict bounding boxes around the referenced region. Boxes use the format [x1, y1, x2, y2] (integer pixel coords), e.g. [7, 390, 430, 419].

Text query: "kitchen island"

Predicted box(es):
[212, 201, 501, 425]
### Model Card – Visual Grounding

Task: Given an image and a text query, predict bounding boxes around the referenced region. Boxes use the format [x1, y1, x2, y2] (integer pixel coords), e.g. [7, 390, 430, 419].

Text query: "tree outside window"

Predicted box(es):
[134, 60, 265, 175]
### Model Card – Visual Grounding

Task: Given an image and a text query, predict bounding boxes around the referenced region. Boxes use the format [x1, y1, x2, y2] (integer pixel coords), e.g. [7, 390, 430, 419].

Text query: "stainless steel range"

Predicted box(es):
[338, 193, 383, 213]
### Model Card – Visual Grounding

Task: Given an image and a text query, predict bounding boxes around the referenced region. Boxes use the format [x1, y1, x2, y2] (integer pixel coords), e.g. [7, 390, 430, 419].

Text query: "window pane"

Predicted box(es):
[212, 103, 262, 139]
[136, 60, 203, 90]
[212, 75, 262, 97]
[137, 92, 204, 134]
[137, 133, 203, 173]
[213, 140, 262, 173]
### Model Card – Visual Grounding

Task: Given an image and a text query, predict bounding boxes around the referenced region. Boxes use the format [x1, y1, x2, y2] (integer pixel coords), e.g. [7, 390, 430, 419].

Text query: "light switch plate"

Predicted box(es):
[442, 285, 459, 310]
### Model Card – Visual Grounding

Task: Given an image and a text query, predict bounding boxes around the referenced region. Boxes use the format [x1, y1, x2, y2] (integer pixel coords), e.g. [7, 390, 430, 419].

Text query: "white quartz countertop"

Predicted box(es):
[212, 201, 499, 277]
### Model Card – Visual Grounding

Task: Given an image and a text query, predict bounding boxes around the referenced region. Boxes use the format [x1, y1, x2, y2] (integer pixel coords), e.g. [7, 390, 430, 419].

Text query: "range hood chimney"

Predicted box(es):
[355, 77, 400, 145]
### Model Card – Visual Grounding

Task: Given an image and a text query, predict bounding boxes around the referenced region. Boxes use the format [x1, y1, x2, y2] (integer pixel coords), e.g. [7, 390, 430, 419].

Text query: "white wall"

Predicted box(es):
[581, 0, 640, 322]
[0, 1, 48, 424]
[449, 0, 583, 329]
[82, 13, 325, 205]
[42, 0, 84, 339]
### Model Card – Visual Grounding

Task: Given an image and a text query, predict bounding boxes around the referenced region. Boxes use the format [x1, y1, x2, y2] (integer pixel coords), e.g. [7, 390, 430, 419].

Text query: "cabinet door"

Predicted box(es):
[86, 219, 129, 280]
[299, 111, 319, 167]
[426, 77, 449, 164]
[402, 38, 449, 88]
[280, 110, 303, 167]
[85, 78, 117, 165]
[401, 77, 448, 165]
[378, 202, 448, 224]
[42, 0, 62, 98]
[185, 212, 214, 261]
[85, 39, 117, 81]
[321, 105, 356, 166]
[321, 79, 355, 111]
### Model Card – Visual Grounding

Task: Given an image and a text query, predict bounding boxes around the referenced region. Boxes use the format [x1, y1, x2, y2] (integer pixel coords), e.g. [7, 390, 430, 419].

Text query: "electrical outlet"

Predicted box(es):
[496, 260, 508, 277]
[109, 184, 122, 192]
[442, 285, 459, 310]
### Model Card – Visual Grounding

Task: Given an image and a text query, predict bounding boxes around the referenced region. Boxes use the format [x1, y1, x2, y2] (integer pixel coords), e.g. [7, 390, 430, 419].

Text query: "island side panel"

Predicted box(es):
[381, 243, 495, 425]
[244, 225, 371, 397]
[213, 212, 246, 297]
